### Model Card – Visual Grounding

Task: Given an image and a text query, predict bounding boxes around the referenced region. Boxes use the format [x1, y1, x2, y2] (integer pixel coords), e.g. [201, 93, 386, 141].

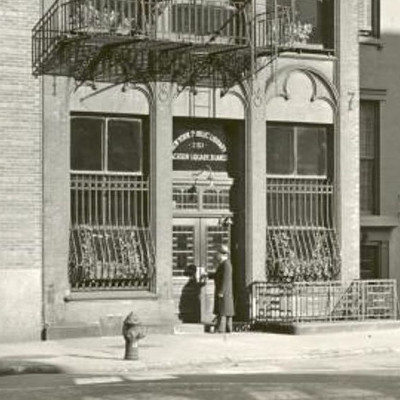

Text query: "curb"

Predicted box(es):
[0, 346, 399, 376]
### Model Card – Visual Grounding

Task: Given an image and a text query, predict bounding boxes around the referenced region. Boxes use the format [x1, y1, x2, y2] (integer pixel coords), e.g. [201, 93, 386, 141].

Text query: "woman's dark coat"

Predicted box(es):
[212, 259, 235, 317]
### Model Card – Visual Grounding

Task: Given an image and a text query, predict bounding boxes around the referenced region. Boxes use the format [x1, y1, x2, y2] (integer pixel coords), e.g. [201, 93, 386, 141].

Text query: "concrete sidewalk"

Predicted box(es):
[0, 324, 400, 376]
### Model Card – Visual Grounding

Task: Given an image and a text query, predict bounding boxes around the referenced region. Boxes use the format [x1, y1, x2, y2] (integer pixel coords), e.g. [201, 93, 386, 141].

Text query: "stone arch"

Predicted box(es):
[217, 86, 247, 119]
[70, 82, 152, 114]
[172, 84, 247, 120]
[265, 66, 338, 124]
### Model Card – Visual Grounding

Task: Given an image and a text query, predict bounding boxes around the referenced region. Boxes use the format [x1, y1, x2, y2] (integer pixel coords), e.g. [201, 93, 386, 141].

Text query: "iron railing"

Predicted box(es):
[32, 0, 296, 87]
[32, 0, 250, 75]
[69, 173, 155, 290]
[44, 0, 249, 43]
[249, 280, 399, 323]
[266, 178, 340, 282]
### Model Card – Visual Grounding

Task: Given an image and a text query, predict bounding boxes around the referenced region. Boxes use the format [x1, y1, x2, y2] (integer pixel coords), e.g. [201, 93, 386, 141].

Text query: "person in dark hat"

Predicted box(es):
[210, 244, 235, 333]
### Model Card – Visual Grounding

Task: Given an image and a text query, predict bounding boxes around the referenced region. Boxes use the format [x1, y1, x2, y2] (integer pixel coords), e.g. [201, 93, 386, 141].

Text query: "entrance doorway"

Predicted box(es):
[171, 117, 245, 322]
[173, 217, 230, 323]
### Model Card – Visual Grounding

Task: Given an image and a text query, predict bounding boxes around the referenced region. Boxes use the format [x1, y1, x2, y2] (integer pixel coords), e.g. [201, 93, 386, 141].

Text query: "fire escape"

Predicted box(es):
[32, 0, 296, 291]
[32, 0, 294, 91]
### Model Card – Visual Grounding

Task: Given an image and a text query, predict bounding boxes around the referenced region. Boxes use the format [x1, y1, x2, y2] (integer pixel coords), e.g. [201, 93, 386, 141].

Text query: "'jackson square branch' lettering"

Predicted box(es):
[172, 153, 228, 161]
[173, 130, 227, 153]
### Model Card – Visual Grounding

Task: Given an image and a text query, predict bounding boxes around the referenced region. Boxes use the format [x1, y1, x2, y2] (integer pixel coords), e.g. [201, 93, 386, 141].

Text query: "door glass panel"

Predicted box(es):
[206, 225, 230, 273]
[203, 188, 230, 210]
[361, 245, 380, 279]
[173, 225, 195, 277]
[173, 187, 199, 210]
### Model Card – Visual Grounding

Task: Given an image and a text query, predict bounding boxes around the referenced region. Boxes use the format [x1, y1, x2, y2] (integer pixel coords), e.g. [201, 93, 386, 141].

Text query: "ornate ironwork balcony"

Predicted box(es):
[32, 0, 294, 89]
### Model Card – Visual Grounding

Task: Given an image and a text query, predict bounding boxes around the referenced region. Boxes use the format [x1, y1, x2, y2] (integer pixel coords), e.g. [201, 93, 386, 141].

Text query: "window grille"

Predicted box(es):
[266, 178, 340, 282]
[69, 174, 154, 290]
[69, 114, 154, 291]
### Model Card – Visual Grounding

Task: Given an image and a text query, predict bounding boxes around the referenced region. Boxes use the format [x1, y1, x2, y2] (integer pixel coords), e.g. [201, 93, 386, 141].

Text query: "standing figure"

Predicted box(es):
[210, 244, 235, 333]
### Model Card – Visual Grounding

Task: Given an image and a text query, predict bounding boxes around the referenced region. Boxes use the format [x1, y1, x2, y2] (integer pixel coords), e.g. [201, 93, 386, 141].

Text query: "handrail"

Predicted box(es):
[32, 0, 61, 33]
[249, 280, 398, 324]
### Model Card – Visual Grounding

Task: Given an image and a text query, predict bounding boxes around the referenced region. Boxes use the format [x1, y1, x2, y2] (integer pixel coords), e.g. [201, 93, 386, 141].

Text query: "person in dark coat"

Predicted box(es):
[210, 244, 235, 333]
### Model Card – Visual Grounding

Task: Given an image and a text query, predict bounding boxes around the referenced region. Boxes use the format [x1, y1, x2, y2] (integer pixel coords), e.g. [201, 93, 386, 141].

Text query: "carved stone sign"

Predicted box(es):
[173, 126, 228, 171]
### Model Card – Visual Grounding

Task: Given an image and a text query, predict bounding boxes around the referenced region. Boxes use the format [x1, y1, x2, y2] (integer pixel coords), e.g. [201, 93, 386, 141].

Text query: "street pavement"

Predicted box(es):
[0, 324, 400, 376]
[1, 370, 400, 400]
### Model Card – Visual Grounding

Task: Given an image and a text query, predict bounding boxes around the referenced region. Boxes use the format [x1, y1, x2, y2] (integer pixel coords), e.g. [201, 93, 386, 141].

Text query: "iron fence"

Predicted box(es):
[69, 173, 155, 290]
[249, 280, 398, 324]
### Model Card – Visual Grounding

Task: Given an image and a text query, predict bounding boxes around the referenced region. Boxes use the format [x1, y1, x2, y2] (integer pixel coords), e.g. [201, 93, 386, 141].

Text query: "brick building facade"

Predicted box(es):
[0, 0, 397, 342]
[0, 1, 42, 341]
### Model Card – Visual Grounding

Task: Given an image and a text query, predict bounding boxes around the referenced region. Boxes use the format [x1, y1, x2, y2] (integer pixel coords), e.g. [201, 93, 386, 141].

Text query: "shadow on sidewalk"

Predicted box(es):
[0, 356, 64, 376]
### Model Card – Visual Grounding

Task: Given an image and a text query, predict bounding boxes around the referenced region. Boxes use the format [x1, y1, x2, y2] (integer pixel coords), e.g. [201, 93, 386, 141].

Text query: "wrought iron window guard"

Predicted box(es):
[266, 178, 340, 283]
[69, 173, 155, 291]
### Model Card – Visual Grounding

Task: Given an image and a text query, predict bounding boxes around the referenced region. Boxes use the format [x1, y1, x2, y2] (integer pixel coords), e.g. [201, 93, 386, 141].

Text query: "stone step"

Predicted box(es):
[260, 320, 400, 335]
[45, 322, 174, 340]
[174, 323, 206, 334]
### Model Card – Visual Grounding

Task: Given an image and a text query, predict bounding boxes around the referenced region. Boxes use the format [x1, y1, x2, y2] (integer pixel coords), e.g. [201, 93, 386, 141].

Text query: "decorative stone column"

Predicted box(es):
[151, 83, 174, 300]
[43, 76, 71, 329]
[245, 75, 267, 286]
[335, 0, 360, 282]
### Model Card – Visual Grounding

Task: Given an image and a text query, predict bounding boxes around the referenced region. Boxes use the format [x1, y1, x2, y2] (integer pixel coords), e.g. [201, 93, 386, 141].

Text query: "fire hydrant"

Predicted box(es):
[122, 312, 145, 361]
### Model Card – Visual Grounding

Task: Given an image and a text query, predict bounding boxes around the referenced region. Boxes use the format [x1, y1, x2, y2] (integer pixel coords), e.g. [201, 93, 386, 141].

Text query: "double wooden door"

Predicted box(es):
[172, 217, 230, 323]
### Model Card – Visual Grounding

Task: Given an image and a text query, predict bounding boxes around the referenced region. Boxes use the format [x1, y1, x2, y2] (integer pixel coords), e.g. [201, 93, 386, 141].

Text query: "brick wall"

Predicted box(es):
[0, 1, 42, 341]
[360, 0, 400, 295]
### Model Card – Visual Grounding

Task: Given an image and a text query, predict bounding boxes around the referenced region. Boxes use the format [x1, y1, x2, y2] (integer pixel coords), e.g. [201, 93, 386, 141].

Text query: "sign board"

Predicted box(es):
[173, 126, 228, 172]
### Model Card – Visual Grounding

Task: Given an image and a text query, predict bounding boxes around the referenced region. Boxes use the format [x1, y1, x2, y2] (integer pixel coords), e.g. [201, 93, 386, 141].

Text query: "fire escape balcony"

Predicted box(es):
[32, 0, 294, 89]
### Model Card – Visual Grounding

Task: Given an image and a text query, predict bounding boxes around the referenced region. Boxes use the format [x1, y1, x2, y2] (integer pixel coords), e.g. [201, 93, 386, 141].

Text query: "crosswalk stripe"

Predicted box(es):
[75, 377, 124, 385]
[124, 375, 177, 381]
[214, 365, 282, 374]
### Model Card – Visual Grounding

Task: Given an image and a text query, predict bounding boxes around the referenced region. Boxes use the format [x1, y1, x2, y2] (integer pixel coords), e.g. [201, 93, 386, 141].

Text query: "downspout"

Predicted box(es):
[40, 0, 47, 340]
